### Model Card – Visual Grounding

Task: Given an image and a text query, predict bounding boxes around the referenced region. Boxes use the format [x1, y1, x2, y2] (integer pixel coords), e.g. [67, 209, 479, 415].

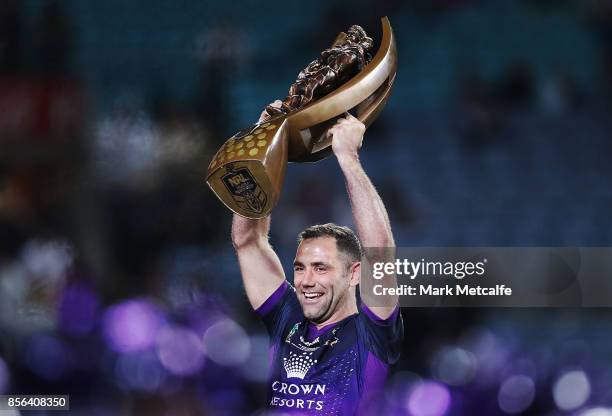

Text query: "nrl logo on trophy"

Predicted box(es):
[206, 17, 397, 219]
[221, 164, 267, 214]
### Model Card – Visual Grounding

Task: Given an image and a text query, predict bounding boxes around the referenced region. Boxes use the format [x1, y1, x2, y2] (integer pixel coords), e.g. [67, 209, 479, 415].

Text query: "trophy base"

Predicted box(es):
[207, 161, 278, 218]
[206, 119, 288, 219]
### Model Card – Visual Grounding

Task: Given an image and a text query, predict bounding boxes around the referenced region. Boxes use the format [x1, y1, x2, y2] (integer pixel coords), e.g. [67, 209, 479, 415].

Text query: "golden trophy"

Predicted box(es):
[206, 17, 397, 219]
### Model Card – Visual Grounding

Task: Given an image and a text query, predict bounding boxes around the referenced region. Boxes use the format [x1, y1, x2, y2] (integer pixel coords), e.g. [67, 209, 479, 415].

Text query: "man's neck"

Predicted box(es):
[312, 301, 358, 330]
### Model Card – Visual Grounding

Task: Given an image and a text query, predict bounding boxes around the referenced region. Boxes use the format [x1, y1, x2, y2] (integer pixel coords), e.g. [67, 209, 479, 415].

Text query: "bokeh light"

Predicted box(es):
[24, 334, 67, 381]
[21, 239, 74, 283]
[497, 375, 535, 414]
[203, 318, 250, 366]
[386, 371, 423, 409]
[460, 327, 508, 385]
[579, 408, 612, 416]
[432, 346, 477, 386]
[407, 380, 451, 416]
[94, 104, 161, 186]
[553, 369, 591, 411]
[115, 350, 166, 392]
[58, 283, 100, 335]
[156, 325, 205, 376]
[102, 299, 164, 353]
[240, 334, 269, 382]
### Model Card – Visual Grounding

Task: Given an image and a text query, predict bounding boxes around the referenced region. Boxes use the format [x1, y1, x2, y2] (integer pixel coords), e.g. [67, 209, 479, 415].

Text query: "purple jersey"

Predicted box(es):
[256, 281, 403, 415]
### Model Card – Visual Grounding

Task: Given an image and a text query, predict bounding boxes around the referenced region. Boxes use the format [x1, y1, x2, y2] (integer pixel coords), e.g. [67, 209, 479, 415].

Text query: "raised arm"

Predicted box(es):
[328, 113, 398, 318]
[231, 101, 286, 310]
[231, 214, 286, 309]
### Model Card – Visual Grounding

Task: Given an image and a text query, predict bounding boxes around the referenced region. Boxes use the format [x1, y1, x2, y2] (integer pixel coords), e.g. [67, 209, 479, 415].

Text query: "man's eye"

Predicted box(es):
[315, 266, 326, 272]
[294, 266, 304, 272]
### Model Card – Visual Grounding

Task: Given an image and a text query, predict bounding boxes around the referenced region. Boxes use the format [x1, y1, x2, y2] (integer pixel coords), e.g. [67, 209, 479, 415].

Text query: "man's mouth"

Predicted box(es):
[303, 292, 323, 303]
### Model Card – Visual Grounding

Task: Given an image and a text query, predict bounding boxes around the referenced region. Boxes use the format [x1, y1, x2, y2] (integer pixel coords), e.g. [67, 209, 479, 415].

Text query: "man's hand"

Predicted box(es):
[328, 113, 366, 160]
[232, 214, 286, 310]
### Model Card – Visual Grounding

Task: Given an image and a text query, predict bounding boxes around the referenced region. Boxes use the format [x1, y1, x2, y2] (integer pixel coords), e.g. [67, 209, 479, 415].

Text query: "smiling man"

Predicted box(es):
[231, 106, 403, 415]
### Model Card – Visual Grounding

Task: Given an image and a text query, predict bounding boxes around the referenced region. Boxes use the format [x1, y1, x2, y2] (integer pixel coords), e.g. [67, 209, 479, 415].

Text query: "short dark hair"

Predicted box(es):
[297, 223, 362, 264]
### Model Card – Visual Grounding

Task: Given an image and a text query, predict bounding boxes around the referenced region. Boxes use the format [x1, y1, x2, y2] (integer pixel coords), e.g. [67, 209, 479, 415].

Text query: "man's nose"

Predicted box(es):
[301, 268, 316, 286]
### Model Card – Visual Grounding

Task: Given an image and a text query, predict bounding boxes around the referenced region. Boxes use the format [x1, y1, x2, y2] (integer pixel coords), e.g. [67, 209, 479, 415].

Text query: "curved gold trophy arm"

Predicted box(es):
[287, 16, 397, 161]
[205, 17, 397, 218]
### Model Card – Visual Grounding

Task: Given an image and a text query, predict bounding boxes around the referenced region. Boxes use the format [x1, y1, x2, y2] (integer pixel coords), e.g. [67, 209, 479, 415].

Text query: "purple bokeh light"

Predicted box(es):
[460, 327, 509, 386]
[102, 299, 164, 353]
[156, 325, 205, 376]
[240, 334, 269, 382]
[386, 371, 423, 409]
[407, 380, 451, 416]
[24, 334, 67, 381]
[433, 346, 477, 387]
[553, 369, 590, 411]
[203, 319, 250, 366]
[58, 283, 100, 335]
[579, 408, 612, 416]
[498, 375, 535, 414]
[115, 350, 166, 392]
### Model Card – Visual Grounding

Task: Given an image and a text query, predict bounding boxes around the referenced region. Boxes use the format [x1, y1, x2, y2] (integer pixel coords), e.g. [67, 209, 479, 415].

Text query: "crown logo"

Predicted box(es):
[283, 351, 317, 380]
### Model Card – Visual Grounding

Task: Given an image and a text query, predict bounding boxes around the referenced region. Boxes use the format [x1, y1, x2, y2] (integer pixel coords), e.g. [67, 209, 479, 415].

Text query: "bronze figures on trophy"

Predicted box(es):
[264, 25, 374, 118]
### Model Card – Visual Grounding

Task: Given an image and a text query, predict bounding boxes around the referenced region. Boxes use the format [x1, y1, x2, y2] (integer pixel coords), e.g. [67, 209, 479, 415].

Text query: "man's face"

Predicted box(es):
[293, 236, 354, 324]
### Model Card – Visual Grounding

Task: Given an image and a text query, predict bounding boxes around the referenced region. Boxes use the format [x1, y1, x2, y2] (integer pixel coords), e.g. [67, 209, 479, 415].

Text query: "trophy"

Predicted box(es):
[206, 17, 397, 219]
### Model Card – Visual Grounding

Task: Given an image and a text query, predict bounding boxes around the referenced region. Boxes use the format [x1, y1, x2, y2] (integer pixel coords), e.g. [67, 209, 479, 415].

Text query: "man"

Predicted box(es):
[231, 102, 403, 415]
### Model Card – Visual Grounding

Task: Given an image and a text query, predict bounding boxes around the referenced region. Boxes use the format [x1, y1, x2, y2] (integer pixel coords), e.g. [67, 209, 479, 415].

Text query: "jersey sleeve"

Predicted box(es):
[255, 280, 304, 341]
[356, 303, 404, 364]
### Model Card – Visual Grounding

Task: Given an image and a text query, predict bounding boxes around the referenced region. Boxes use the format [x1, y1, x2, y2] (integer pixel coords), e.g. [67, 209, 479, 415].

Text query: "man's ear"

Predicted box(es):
[349, 261, 361, 287]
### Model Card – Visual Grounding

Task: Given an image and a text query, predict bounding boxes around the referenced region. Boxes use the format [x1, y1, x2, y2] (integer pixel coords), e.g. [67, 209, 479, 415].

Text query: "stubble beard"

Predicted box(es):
[302, 286, 348, 324]
[302, 293, 333, 323]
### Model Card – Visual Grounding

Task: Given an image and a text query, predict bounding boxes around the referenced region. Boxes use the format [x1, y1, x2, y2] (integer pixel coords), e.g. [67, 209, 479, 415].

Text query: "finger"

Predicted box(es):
[346, 114, 365, 130]
[326, 126, 337, 138]
[270, 99, 282, 108]
[338, 114, 359, 125]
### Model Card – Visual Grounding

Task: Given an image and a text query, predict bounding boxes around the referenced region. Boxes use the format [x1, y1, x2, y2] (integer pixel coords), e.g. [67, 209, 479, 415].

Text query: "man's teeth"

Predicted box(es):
[304, 293, 322, 299]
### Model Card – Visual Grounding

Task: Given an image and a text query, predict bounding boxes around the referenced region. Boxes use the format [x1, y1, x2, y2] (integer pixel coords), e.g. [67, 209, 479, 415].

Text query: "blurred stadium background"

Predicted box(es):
[1, 0, 612, 415]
